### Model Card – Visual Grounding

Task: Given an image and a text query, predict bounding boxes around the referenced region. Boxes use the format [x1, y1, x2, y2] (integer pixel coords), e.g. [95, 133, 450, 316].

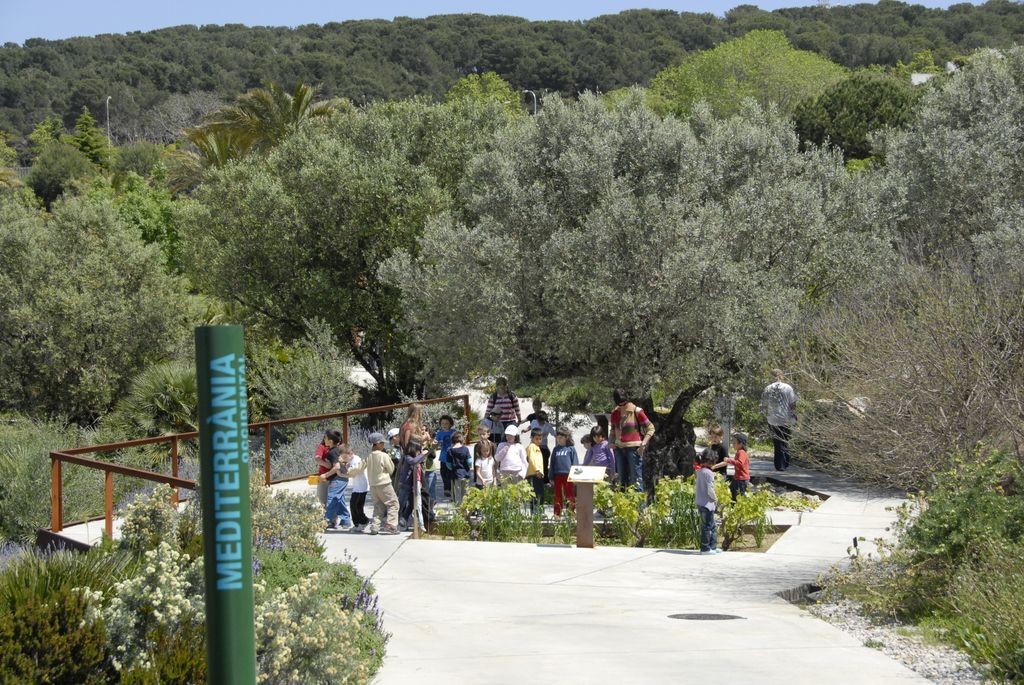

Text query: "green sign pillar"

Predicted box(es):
[195, 325, 257, 684]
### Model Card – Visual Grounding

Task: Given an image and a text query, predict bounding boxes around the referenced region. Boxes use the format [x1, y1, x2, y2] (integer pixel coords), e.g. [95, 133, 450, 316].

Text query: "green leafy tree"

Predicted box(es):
[180, 113, 447, 401]
[0, 131, 16, 166]
[0, 194, 191, 422]
[85, 174, 182, 271]
[27, 115, 65, 155]
[180, 98, 515, 401]
[648, 30, 847, 117]
[445, 72, 524, 117]
[794, 71, 919, 160]
[112, 141, 165, 178]
[0, 132, 17, 189]
[70, 107, 110, 168]
[385, 92, 890, 481]
[892, 49, 945, 81]
[25, 142, 96, 207]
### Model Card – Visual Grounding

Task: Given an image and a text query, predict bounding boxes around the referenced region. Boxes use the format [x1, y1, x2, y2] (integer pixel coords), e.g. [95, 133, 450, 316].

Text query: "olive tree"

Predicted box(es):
[877, 47, 1024, 263]
[385, 92, 891, 484]
[790, 48, 1024, 489]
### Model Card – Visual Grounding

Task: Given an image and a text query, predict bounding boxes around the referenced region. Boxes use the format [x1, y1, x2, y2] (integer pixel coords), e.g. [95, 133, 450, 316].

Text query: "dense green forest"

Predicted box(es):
[2, 1, 1023, 141]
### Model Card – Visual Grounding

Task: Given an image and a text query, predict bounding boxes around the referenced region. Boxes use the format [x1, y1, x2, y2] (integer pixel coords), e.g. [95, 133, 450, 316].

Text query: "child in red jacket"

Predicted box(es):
[712, 432, 751, 500]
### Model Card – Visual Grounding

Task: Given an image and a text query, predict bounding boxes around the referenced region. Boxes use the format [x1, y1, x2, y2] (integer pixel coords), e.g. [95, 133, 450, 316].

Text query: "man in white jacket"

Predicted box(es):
[760, 369, 798, 471]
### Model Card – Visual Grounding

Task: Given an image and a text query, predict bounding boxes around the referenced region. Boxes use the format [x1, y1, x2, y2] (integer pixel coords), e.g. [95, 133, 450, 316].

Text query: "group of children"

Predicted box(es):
[313, 399, 753, 550]
[316, 430, 400, 535]
[694, 427, 752, 554]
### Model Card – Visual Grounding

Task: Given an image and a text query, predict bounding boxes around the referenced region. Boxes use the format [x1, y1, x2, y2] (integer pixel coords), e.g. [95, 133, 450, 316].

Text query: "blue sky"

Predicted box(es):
[1, 0, 986, 45]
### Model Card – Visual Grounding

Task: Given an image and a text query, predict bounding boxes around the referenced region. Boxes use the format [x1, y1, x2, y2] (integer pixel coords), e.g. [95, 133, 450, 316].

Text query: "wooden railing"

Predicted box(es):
[49, 394, 472, 536]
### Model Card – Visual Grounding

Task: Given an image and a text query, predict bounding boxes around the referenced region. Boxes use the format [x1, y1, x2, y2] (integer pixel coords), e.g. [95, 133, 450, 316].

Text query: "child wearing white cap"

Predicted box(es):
[494, 423, 528, 484]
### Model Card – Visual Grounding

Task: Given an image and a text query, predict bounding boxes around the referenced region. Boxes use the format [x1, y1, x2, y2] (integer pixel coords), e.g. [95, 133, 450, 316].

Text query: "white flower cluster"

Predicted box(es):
[119, 484, 179, 552]
[254, 572, 370, 684]
[85, 541, 204, 672]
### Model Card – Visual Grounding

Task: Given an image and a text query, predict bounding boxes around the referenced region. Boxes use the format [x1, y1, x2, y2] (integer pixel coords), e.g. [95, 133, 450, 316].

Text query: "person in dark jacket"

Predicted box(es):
[548, 427, 579, 516]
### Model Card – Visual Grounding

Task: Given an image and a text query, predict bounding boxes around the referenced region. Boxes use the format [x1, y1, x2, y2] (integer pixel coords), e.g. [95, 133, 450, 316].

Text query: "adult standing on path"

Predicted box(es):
[399, 403, 424, 453]
[609, 389, 655, 492]
[761, 369, 798, 471]
[485, 377, 522, 441]
[396, 404, 428, 525]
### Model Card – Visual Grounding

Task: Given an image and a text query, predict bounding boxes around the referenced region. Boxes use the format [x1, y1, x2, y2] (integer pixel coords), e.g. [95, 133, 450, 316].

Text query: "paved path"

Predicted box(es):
[322, 460, 921, 684]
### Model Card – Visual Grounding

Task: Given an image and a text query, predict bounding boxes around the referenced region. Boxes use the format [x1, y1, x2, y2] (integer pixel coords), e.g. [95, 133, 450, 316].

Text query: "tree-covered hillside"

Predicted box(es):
[1, 2, 1023, 140]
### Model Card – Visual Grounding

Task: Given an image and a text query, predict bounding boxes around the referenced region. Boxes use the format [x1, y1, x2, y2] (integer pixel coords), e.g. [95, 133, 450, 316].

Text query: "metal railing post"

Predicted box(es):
[263, 423, 272, 486]
[50, 455, 63, 532]
[342, 415, 349, 445]
[462, 395, 471, 431]
[104, 470, 114, 538]
[170, 436, 180, 506]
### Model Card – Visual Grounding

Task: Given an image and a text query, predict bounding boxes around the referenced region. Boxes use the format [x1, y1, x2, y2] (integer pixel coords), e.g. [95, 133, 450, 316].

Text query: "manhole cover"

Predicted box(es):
[668, 613, 745, 621]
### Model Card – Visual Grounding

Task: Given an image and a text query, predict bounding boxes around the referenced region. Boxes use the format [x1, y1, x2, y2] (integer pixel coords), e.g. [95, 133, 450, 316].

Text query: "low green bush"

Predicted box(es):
[82, 542, 204, 674]
[720, 488, 773, 550]
[117, 620, 206, 685]
[897, 453, 1024, 570]
[255, 571, 385, 683]
[458, 480, 535, 541]
[822, 451, 1024, 680]
[0, 416, 106, 542]
[0, 475, 388, 683]
[445, 475, 781, 550]
[0, 586, 115, 685]
[0, 546, 138, 613]
[594, 482, 659, 547]
[946, 543, 1024, 682]
[254, 548, 367, 600]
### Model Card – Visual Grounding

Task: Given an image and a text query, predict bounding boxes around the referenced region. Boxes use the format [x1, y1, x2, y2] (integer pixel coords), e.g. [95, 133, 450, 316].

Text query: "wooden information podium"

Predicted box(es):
[567, 465, 608, 549]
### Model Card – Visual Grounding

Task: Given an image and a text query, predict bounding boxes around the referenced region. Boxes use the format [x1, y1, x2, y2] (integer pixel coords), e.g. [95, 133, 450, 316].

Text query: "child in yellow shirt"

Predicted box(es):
[526, 428, 546, 514]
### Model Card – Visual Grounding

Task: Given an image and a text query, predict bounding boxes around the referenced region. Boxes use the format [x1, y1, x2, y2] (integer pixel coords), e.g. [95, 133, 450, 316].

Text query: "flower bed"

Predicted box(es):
[432, 474, 819, 551]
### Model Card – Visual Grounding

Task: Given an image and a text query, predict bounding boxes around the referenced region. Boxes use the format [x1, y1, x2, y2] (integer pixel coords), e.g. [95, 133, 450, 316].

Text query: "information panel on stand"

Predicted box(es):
[567, 465, 608, 483]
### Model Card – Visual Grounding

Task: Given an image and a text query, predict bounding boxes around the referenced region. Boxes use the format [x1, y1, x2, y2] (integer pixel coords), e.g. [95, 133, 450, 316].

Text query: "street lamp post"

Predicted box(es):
[105, 96, 112, 141]
[522, 89, 537, 115]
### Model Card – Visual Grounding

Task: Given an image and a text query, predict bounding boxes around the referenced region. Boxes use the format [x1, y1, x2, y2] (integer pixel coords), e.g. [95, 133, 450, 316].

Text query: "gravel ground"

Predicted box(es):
[809, 600, 990, 685]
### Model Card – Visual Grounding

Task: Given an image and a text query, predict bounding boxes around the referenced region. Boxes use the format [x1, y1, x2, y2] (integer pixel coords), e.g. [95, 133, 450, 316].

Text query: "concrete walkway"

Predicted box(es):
[322, 460, 921, 684]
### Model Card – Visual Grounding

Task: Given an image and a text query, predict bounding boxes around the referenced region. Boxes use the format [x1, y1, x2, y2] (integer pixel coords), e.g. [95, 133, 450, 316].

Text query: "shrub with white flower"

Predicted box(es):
[118, 484, 178, 552]
[84, 541, 204, 673]
[250, 480, 326, 554]
[255, 572, 373, 684]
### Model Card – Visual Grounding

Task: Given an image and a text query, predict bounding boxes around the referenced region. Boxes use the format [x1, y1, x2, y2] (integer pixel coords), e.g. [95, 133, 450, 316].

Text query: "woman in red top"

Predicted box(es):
[712, 432, 751, 500]
[484, 377, 522, 432]
[314, 430, 335, 507]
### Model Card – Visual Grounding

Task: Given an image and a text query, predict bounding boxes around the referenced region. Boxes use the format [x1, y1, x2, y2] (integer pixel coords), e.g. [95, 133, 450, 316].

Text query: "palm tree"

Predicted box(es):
[202, 80, 335, 153]
[166, 80, 335, 194]
[108, 361, 199, 438]
[166, 126, 249, 194]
